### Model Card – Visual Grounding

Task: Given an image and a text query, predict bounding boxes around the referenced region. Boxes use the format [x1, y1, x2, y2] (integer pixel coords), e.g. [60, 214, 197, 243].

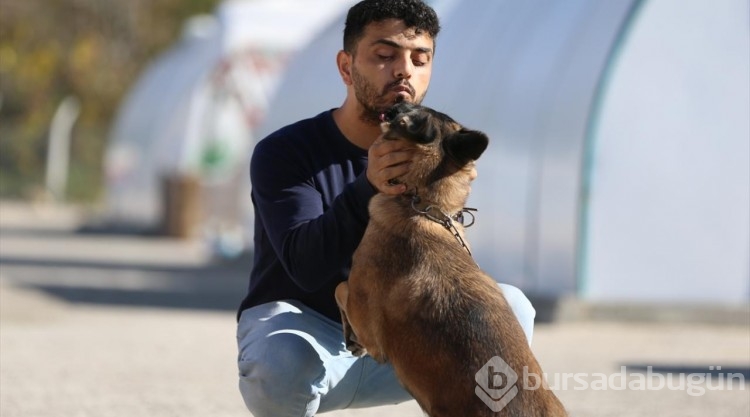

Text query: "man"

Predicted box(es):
[236, 1, 536, 416]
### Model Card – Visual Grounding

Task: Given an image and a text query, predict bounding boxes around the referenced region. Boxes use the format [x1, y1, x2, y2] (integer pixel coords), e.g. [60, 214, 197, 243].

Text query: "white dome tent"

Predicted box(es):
[258, 0, 749, 303]
[579, 0, 749, 303]
[103, 0, 358, 241]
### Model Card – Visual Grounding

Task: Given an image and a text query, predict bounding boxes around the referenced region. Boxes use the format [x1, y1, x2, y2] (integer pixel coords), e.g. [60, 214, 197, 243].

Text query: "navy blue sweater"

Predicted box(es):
[238, 110, 376, 322]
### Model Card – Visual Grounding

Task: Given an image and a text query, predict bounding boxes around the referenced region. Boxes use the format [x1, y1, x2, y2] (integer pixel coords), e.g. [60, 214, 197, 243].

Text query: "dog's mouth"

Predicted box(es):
[380, 106, 413, 134]
[379, 118, 390, 134]
[379, 111, 395, 130]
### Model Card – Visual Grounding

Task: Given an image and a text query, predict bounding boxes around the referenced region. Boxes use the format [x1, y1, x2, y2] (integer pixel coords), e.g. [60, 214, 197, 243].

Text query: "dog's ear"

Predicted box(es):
[443, 129, 489, 165]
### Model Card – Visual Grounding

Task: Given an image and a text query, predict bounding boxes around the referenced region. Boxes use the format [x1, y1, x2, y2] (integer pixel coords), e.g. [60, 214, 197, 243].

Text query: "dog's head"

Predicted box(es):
[380, 102, 488, 205]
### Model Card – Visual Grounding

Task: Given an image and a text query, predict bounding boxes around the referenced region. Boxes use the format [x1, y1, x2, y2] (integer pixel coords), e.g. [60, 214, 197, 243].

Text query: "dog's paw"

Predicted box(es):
[346, 341, 367, 357]
[346, 334, 366, 356]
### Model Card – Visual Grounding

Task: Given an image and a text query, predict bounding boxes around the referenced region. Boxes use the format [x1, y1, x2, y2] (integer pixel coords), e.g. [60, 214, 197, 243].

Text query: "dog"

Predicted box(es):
[335, 102, 567, 416]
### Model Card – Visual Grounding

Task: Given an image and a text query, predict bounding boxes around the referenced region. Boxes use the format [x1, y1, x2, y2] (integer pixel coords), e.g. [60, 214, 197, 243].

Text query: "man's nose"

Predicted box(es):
[394, 56, 413, 80]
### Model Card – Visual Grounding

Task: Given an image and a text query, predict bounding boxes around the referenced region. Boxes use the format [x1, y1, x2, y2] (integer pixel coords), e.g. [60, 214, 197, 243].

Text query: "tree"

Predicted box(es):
[0, 0, 222, 201]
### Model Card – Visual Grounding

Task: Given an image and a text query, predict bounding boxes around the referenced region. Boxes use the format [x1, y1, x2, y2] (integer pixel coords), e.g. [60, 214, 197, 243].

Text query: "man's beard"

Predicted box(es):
[351, 64, 425, 125]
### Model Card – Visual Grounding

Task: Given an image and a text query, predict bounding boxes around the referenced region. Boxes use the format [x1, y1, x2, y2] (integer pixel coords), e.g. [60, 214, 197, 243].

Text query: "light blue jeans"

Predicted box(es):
[236, 284, 535, 417]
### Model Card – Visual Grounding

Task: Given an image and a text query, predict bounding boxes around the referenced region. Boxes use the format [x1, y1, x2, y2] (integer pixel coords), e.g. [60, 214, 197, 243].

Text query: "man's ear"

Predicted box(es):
[337, 50, 353, 85]
[443, 129, 489, 165]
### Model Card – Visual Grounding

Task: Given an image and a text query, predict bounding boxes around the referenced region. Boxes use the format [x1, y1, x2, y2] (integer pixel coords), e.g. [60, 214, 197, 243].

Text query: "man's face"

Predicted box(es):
[349, 19, 434, 124]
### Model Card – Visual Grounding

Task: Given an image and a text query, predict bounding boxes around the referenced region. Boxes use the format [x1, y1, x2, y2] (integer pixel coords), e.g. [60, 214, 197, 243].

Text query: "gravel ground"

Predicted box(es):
[1, 201, 748, 417]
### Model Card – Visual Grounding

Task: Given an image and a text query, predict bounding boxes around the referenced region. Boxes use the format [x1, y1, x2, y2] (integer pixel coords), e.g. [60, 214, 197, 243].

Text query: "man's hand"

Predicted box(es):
[367, 135, 414, 195]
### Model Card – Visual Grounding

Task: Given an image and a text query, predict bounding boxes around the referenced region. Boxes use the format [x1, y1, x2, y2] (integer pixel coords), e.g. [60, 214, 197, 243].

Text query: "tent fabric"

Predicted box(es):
[105, 17, 221, 227]
[421, 0, 638, 295]
[581, 0, 750, 302]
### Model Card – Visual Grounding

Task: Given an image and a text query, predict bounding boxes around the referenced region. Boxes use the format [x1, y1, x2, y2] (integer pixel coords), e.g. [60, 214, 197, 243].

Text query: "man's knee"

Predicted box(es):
[238, 331, 325, 417]
[498, 283, 536, 344]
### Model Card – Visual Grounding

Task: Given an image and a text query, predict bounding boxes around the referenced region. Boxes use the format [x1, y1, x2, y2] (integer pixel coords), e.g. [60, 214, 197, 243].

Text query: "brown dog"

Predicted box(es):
[335, 102, 566, 416]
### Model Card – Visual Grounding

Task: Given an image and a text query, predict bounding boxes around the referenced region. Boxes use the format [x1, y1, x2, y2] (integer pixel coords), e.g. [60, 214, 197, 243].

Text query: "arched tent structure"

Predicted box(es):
[103, 0, 357, 239]
[579, 0, 749, 303]
[258, 0, 749, 302]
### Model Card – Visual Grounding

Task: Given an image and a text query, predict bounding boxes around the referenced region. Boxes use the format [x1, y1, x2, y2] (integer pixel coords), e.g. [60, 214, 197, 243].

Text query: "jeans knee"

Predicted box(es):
[238, 331, 325, 417]
[498, 283, 536, 344]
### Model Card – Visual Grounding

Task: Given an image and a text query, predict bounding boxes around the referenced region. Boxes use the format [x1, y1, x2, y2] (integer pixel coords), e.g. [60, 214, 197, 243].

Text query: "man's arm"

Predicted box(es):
[250, 137, 373, 292]
[251, 133, 414, 292]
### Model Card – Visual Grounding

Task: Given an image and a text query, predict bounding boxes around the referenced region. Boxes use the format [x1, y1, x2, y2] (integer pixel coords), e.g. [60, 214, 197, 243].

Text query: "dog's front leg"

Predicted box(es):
[334, 282, 367, 356]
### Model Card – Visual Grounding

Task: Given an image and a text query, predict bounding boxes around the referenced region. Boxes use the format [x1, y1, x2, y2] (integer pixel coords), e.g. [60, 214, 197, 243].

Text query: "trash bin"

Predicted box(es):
[161, 174, 201, 239]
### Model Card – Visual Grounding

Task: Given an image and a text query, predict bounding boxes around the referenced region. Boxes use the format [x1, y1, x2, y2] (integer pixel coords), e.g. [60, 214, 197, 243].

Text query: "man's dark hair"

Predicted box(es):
[343, 0, 440, 53]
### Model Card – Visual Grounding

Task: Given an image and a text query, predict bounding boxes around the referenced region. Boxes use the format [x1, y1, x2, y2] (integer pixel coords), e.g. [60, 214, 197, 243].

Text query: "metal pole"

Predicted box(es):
[45, 96, 81, 201]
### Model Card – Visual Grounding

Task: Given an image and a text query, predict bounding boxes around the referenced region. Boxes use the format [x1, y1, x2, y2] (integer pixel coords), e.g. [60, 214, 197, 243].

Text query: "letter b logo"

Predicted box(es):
[475, 356, 519, 412]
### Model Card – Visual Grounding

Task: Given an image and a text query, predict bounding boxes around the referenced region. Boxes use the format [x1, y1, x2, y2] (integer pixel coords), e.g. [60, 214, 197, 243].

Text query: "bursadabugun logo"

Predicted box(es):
[475, 356, 519, 412]
[475, 357, 746, 411]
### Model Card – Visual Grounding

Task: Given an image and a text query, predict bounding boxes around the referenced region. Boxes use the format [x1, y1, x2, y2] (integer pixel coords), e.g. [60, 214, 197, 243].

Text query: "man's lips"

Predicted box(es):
[389, 83, 414, 96]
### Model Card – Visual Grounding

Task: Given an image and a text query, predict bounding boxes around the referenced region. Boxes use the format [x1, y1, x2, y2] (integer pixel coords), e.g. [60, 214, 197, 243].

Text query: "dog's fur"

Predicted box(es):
[335, 103, 567, 416]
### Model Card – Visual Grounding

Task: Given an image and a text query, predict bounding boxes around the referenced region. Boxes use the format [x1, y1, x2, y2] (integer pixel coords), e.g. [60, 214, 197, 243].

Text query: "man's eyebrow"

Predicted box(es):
[371, 39, 433, 54]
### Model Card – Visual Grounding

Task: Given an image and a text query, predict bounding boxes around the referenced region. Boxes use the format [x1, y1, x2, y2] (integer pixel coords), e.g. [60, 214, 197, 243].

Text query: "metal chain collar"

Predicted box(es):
[409, 195, 477, 257]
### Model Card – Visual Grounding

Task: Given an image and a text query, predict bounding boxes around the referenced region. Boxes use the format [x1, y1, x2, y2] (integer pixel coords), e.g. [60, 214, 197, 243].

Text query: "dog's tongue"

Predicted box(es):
[379, 113, 386, 122]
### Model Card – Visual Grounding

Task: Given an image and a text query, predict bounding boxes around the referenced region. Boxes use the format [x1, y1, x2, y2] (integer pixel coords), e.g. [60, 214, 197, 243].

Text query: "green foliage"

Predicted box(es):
[0, 0, 223, 201]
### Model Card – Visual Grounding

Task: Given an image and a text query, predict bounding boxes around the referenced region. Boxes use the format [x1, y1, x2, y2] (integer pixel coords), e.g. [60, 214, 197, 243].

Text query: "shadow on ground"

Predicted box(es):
[0, 253, 251, 313]
[622, 364, 750, 380]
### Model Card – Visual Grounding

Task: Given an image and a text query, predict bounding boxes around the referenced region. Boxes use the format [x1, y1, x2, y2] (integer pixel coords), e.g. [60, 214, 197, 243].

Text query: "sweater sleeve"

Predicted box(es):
[250, 135, 375, 292]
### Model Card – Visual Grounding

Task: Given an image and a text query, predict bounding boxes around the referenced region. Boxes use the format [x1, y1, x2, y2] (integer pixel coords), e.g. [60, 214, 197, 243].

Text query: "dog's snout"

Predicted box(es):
[383, 102, 415, 123]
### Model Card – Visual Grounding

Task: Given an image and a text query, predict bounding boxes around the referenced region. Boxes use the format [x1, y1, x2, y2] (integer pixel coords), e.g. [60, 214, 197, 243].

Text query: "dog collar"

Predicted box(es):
[409, 195, 477, 258]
